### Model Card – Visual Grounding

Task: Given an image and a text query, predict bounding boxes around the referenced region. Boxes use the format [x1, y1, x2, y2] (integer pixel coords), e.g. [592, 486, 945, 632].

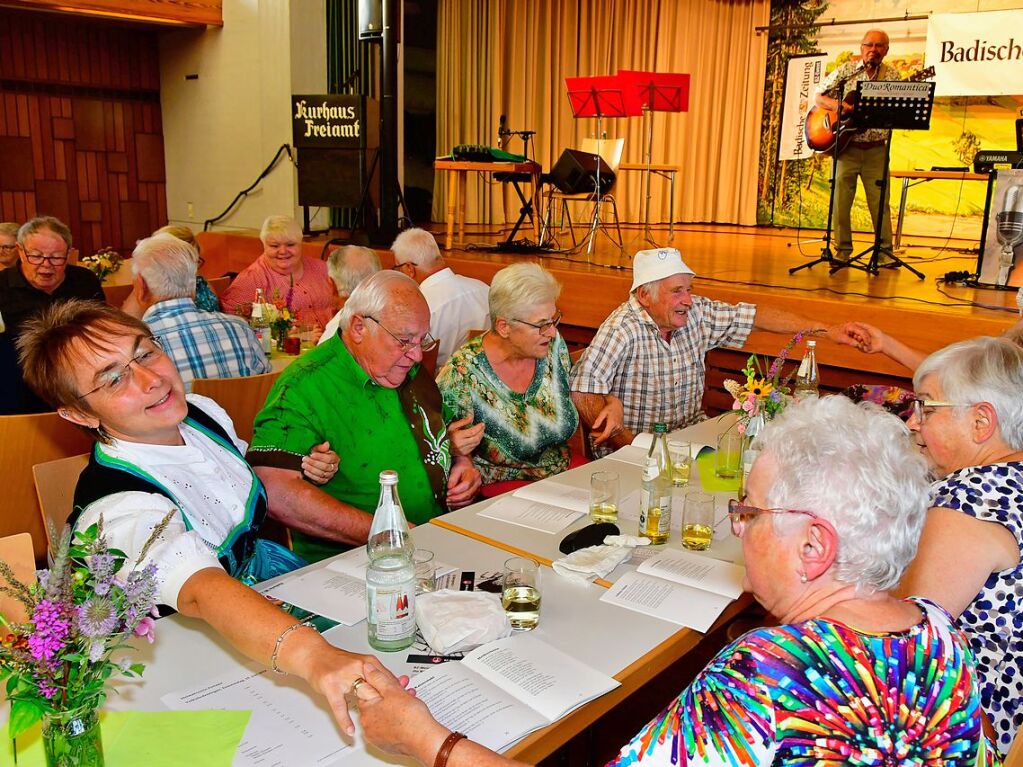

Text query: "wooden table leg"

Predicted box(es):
[529, 171, 541, 242]
[457, 171, 467, 247]
[445, 170, 457, 250]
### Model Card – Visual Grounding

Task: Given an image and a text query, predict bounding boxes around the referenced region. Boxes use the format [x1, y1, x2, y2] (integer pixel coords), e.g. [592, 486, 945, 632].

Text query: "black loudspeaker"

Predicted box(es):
[358, 0, 382, 40]
[549, 149, 616, 196]
[1016, 117, 1023, 153]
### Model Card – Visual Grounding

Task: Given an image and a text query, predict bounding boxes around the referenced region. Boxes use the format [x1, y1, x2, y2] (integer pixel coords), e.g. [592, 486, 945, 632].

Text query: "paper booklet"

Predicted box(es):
[408, 633, 619, 753]
[477, 495, 585, 533]
[511, 482, 591, 514]
[630, 411, 739, 453]
[599, 548, 745, 632]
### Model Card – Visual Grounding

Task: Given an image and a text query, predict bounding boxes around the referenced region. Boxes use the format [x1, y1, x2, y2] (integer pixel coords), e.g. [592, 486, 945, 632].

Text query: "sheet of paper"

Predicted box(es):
[512, 482, 591, 514]
[637, 549, 744, 599]
[258, 567, 366, 626]
[462, 634, 619, 724]
[325, 547, 370, 578]
[632, 412, 737, 453]
[477, 496, 585, 533]
[163, 665, 353, 767]
[409, 661, 547, 753]
[603, 444, 649, 467]
[599, 570, 733, 632]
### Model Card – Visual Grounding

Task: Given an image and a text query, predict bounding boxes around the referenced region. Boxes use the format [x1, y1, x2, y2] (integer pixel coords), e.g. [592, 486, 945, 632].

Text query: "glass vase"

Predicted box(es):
[42, 704, 104, 767]
[273, 326, 287, 352]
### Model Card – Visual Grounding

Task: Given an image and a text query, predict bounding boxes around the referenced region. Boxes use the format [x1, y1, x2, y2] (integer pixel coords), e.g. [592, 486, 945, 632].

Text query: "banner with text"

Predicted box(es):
[777, 54, 828, 161]
[926, 10, 1023, 96]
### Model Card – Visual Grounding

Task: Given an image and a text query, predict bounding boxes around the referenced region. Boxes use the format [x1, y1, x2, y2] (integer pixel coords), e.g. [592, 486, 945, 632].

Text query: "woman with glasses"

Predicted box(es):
[13, 299, 387, 737]
[437, 263, 585, 491]
[351, 396, 997, 766]
[0, 221, 19, 268]
[897, 336, 1023, 756]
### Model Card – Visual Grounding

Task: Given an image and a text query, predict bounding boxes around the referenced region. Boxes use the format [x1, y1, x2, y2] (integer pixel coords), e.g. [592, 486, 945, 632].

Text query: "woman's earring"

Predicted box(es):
[799, 572, 808, 583]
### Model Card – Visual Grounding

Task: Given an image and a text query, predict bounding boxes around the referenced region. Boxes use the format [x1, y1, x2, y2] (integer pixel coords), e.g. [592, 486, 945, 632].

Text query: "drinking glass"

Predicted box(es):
[682, 491, 715, 551]
[715, 431, 742, 479]
[412, 549, 436, 594]
[667, 440, 692, 487]
[589, 471, 620, 523]
[502, 557, 541, 630]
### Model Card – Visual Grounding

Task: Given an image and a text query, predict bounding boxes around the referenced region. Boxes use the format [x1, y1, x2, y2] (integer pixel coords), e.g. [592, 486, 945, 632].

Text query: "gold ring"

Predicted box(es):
[350, 676, 366, 696]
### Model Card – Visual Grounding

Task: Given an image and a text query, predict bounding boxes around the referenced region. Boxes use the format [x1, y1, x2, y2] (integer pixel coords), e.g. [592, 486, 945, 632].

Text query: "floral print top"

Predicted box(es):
[437, 333, 579, 485]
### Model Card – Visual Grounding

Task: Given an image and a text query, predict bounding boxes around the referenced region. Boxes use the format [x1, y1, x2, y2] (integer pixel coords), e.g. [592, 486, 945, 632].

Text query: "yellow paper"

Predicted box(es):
[2, 709, 250, 766]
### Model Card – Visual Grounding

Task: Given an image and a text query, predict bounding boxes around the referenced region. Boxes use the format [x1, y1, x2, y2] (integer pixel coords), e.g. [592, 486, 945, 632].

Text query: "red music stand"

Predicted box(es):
[619, 70, 690, 245]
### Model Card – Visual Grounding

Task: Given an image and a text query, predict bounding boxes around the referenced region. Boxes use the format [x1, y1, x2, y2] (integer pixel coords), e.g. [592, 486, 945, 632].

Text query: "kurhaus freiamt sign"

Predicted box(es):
[291, 94, 363, 148]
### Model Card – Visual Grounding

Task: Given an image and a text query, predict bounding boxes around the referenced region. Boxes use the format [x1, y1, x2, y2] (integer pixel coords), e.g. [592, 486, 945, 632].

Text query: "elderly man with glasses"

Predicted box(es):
[249, 270, 482, 563]
[0, 215, 103, 413]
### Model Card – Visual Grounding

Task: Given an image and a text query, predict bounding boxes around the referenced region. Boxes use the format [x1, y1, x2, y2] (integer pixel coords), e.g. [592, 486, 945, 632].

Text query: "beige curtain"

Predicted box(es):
[434, 0, 770, 228]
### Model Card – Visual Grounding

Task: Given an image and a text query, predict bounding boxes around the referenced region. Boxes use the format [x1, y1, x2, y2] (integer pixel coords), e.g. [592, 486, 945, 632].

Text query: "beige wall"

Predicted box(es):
[159, 0, 327, 234]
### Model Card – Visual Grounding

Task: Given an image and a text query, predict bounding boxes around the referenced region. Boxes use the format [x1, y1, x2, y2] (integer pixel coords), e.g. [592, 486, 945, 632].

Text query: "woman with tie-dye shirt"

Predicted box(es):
[351, 397, 998, 767]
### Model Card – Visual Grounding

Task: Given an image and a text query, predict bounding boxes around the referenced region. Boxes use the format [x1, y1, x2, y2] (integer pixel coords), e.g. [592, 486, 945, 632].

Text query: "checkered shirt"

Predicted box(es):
[570, 294, 756, 435]
[143, 298, 271, 391]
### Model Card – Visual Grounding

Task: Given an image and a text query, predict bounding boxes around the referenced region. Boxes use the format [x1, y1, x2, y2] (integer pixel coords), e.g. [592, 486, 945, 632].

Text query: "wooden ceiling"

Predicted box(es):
[0, 0, 222, 27]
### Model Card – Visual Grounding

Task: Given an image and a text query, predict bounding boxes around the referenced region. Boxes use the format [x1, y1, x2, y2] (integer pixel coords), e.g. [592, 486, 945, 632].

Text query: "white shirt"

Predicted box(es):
[318, 308, 343, 345]
[420, 267, 490, 367]
[75, 395, 254, 610]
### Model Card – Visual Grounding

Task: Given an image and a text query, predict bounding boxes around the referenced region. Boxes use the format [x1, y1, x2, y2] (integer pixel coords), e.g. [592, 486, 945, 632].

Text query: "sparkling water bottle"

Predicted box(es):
[366, 470, 416, 651]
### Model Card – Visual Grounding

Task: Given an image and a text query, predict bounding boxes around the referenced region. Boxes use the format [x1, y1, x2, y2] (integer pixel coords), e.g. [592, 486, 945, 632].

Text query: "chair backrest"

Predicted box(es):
[1006, 728, 1023, 767]
[0, 532, 35, 623]
[102, 282, 134, 307]
[33, 454, 89, 556]
[0, 413, 95, 563]
[581, 137, 625, 172]
[207, 275, 231, 297]
[191, 370, 282, 443]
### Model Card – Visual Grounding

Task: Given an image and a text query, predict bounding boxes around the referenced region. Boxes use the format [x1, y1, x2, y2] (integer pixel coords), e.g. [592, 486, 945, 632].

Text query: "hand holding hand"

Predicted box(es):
[355, 662, 448, 762]
[446, 456, 482, 507]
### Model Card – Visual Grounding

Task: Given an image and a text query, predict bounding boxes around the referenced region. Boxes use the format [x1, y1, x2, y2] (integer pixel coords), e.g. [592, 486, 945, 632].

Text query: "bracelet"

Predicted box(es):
[433, 731, 467, 767]
[270, 621, 314, 675]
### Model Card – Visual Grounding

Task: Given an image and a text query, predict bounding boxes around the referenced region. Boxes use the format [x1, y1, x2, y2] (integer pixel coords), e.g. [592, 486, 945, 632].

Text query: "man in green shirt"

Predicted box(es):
[249, 271, 481, 562]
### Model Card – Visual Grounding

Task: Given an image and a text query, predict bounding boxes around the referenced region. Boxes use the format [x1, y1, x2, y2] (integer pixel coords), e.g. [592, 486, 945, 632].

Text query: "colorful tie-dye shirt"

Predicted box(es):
[609, 598, 999, 766]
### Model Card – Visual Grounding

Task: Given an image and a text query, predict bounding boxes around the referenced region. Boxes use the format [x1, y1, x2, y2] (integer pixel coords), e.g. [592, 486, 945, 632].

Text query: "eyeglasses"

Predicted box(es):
[509, 311, 563, 333]
[0, 244, 17, 252]
[909, 398, 961, 424]
[365, 316, 439, 353]
[75, 336, 165, 401]
[726, 498, 819, 537]
[23, 251, 69, 266]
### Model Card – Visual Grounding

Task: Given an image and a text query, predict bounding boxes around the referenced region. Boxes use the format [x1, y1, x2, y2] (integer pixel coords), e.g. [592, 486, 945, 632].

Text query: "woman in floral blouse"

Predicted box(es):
[437, 263, 578, 488]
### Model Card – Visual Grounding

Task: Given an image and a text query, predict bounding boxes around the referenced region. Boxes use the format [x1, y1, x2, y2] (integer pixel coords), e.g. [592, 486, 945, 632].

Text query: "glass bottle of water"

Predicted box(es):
[249, 288, 272, 358]
[366, 470, 416, 651]
[793, 340, 819, 400]
[639, 423, 672, 544]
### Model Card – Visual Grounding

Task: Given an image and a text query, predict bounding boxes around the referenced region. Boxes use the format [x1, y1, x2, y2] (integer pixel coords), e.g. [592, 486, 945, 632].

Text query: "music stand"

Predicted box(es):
[565, 75, 629, 256]
[619, 70, 690, 247]
[830, 80, 934, 279]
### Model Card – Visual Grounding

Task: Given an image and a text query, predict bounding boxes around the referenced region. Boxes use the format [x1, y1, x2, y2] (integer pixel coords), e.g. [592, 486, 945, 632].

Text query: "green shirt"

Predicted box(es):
[249, 335, 450, 562]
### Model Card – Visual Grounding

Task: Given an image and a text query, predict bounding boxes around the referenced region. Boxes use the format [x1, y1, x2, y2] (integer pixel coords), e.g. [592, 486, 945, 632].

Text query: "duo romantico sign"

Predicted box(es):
[291, 95, 364, 148]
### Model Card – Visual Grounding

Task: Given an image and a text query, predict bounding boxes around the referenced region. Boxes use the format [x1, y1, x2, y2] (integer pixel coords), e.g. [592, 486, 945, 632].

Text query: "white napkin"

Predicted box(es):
[551, 534, 651, 582]
[415, 589, 512, 654]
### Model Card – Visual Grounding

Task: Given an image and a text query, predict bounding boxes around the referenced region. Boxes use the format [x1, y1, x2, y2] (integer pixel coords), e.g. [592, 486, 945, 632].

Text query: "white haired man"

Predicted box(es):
[570, 248, 864, 451]
[132, 233, 270, 391]
[391, 227, 489, 366]
[319, 245, 381, 344]
[249, 270, 482, 563]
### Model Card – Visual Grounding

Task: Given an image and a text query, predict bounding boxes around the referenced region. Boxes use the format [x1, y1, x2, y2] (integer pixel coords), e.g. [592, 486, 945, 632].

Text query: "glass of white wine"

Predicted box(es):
[502, 556, 541, 630]
[682, 491, 715, 551]
[667, 440, 692, 487]
[589, 471, 620, 523]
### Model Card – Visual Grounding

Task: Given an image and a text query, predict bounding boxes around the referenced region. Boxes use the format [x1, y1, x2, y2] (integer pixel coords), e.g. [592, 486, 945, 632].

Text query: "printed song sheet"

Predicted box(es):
[477, 496, 584, 533]
[512, 482, 591, 514]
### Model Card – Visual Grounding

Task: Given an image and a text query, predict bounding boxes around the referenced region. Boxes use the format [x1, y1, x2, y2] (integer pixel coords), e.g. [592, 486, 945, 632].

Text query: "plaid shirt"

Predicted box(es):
[143, 298, 271, 391]
[570, 294, 756, 435]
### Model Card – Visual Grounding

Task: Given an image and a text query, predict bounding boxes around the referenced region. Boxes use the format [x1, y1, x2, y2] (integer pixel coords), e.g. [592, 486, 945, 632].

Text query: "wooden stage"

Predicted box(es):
[197, 220, 1019, 404]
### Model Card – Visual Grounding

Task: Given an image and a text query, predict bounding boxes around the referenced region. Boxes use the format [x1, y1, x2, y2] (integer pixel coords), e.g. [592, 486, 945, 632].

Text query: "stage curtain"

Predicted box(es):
[434, 0, 770, 229]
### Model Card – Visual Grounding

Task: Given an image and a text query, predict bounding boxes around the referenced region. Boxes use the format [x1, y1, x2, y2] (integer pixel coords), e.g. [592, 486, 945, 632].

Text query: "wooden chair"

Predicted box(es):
[207, 275, 230, 297]
[0, 532, 35, 623]
[191, 370, 282, 443]
[546, 137, 626, 251]
[1006, 729, 1023, 767]
[0, 413, 94, 564]
[102, 281, 134, 307]
[33, 454, 89, 556]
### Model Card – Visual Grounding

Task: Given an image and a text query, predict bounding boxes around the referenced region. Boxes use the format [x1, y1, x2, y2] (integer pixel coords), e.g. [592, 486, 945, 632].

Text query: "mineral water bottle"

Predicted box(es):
[366, 470, 416, 651]
[249, 288, 272, 358]
[639, 423, 672, 544]
[793, 340, 820, 400]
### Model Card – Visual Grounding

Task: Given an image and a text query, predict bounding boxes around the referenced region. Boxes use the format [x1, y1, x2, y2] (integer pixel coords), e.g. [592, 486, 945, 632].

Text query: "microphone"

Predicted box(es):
[995, 184, 1023, 284]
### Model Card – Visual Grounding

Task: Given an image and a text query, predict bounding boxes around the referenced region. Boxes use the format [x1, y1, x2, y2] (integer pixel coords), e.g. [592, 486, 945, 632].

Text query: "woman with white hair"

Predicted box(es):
[221, 215, 336, 327]
[352, 396, 998, 766]
[898, 336, 1023, 755]
[436, 263, 582, 490]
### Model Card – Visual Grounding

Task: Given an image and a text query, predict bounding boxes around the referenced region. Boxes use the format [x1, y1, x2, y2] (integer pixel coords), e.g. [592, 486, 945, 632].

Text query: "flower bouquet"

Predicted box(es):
[79, 248, 123, 284]
[0, 516, 167, 766]
[269, 286, 296, 351]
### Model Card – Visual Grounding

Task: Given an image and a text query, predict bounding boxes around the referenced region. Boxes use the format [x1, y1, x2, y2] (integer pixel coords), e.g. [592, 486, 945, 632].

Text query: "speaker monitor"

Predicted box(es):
[549, 149, 616, 196]
[358, 0, 382, 40]
[1016, 117, 1023, 153]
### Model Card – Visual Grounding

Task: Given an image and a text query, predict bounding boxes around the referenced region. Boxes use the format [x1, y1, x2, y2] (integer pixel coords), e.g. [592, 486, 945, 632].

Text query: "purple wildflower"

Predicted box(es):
[38, 681, 58, 700]
[88, 640, 106, 662]
[133, 616, 156, 644]
[76, 598, 118, 638]
[89, 553, 115, 597]
[27, 600, 70, 662]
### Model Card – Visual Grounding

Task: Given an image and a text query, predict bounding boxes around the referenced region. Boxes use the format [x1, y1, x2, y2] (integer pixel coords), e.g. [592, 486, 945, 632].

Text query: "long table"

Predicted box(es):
[889, 169, 990, 249]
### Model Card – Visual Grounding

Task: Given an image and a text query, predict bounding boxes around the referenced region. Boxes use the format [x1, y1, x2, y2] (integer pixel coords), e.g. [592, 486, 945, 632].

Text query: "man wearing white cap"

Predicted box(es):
[570, 248, 861, 450]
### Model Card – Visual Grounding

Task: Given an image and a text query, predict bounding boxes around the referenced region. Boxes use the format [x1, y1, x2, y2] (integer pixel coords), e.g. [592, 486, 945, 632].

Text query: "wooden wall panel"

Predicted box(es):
[0, 9, 166, 256]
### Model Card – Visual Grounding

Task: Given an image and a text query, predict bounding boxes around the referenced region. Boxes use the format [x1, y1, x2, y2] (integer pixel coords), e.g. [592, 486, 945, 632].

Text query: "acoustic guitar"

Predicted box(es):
[803, 65, 935, 154]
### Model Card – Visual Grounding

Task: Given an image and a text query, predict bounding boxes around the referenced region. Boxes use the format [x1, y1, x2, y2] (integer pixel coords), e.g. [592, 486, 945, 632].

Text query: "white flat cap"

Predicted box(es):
[630, 248, 696, 292]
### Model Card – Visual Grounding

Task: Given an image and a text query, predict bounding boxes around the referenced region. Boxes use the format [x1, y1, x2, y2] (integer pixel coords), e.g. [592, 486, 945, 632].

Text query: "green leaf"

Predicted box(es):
[8, 698, 44, 739]
[129, 663, 145, 676]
